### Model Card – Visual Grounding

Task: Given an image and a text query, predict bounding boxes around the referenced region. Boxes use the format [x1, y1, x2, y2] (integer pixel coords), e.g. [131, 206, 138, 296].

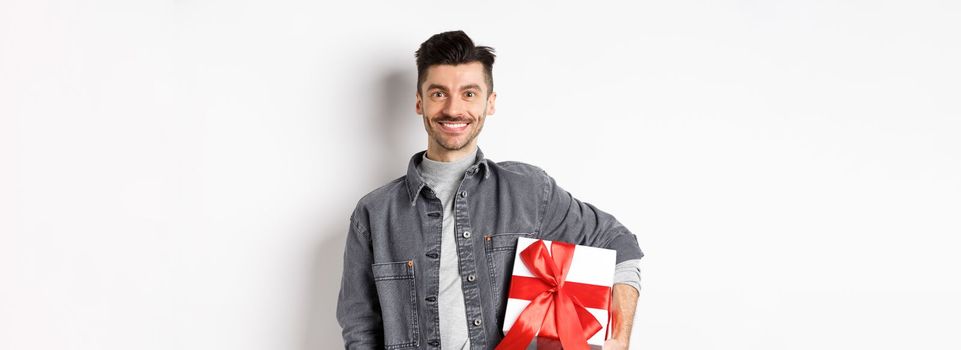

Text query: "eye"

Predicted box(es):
[432, 91, 446, 98]
[465, 91, 476, 98]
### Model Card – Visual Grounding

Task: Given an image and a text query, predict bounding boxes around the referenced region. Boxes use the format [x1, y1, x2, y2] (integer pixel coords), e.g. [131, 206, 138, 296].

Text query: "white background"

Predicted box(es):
[2, 1, 959, 349]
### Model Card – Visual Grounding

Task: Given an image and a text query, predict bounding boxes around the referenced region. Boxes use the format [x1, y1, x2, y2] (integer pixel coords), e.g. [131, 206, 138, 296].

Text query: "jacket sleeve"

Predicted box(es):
[336, 205, 384, 349]
[537, 169, 644, 263]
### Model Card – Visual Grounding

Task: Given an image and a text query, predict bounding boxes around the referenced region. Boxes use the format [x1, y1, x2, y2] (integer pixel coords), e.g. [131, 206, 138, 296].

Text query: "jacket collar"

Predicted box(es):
[405, 145, 490, 207]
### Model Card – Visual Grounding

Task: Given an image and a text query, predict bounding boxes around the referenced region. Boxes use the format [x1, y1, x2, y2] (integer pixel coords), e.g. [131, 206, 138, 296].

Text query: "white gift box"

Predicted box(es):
[501, 237, 617, 349]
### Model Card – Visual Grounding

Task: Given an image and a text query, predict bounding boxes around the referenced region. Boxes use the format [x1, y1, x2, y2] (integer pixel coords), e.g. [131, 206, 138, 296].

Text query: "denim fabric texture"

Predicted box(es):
[336, 146, 644, 349]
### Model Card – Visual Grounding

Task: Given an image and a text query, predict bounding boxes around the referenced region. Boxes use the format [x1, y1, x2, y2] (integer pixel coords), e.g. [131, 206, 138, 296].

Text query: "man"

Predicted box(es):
[336, 30, 643, 350]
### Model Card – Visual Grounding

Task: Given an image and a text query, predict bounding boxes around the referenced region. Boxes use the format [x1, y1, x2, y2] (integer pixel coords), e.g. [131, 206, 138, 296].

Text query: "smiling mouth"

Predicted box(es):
[438, 121, 470, 133]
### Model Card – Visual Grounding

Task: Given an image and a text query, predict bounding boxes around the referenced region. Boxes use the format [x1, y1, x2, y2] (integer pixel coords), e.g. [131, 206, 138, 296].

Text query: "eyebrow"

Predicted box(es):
[425, 83, 483, 92]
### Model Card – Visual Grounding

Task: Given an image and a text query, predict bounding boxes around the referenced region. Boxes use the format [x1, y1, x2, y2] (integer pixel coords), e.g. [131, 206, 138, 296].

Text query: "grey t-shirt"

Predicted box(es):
[418, 147, 477, 350]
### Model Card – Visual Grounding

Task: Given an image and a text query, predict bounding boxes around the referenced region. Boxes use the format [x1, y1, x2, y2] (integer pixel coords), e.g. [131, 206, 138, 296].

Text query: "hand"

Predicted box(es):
[604, 338, 629, 350]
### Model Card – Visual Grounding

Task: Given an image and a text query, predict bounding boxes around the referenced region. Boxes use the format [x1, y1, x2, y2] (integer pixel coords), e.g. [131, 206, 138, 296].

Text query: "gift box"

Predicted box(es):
[497, 237, 616, 350]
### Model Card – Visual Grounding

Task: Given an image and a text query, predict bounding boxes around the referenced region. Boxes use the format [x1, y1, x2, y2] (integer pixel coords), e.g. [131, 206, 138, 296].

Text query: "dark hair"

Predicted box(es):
[415, 30, 496, 95]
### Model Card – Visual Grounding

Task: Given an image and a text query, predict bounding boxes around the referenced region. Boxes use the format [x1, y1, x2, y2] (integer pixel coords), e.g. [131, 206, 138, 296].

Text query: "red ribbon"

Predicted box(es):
[496, 240, 611, 350]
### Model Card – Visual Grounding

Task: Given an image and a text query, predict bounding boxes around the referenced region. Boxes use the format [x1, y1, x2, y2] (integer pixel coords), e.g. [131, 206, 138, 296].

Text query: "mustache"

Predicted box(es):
[434, 116, 472, 123]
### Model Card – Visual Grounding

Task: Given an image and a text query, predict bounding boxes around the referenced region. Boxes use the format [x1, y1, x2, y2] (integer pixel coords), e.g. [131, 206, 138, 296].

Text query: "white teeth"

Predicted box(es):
[442, 123, 467, 128]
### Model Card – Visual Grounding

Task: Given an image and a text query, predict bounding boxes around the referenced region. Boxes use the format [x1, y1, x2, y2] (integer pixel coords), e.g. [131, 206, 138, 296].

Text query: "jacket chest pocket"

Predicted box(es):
[372, 260, 419, 349]
[483, 232, 534, 328]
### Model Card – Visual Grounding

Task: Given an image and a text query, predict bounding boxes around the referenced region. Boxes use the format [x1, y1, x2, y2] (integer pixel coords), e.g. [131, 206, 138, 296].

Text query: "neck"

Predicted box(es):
[426, 141, 478, 162]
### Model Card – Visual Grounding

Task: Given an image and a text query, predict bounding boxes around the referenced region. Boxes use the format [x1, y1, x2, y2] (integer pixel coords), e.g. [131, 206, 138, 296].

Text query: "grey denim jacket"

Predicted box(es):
[336, 146, 644, 350]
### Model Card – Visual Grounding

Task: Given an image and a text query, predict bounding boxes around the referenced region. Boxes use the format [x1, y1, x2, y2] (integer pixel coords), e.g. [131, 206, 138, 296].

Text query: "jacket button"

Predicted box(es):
[467, 274, 476, 282]
[425, 296, 436, 302]
[462, 231, 471, 239]
[426, 252, 439, 259]
[428, 339, 440, 347]
[473, 319, 482, 326]
[459, 190, 467, 198]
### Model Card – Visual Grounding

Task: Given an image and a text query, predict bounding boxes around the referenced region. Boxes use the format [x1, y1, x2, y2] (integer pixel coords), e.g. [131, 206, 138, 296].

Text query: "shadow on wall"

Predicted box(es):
[302, 64, 417, 349]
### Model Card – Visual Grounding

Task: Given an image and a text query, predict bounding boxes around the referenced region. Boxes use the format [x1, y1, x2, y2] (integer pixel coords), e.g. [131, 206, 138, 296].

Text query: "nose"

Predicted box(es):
[442, 95, 467, 119]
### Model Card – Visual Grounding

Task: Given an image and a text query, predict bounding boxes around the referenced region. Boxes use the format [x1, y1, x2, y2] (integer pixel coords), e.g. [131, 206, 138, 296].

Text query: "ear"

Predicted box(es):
[486, 91, 497, 115]
[415, 91, 423, 115]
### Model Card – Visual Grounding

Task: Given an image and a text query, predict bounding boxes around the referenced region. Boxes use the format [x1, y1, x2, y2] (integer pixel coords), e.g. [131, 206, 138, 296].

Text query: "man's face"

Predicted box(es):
[416, 61, 496, 153]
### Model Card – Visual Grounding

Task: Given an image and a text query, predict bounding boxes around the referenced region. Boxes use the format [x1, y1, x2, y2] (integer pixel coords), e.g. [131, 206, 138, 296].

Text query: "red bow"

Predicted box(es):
[496, 240, 611, 350]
